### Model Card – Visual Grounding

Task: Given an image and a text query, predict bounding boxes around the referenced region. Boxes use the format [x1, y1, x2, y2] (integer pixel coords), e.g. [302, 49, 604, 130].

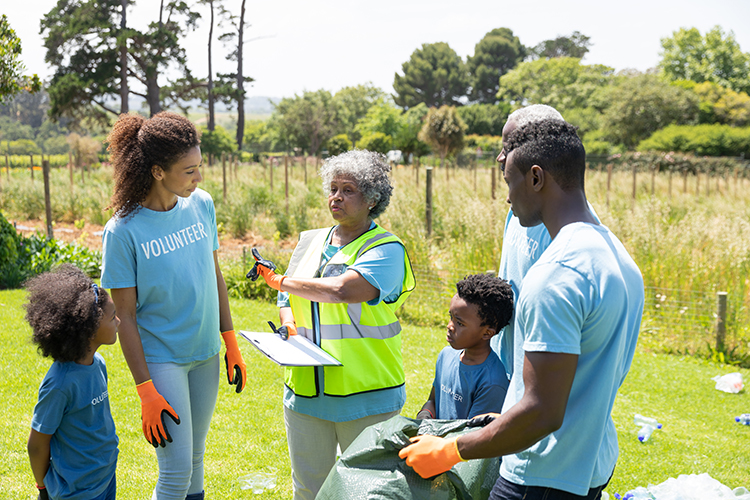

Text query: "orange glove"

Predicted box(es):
[280, 321, 297, 337]
[221, 330, 247, 393]
[136, 380, 180, 448]
[398, 435, 465, 478]
[257, 264, 285, 291]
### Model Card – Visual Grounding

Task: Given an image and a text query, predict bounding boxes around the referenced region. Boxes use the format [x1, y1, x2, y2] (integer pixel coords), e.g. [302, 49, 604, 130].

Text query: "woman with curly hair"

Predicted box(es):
[26, 264, 120, 500]
[101, 112, 246, 500]
[250, 149, 416, 500]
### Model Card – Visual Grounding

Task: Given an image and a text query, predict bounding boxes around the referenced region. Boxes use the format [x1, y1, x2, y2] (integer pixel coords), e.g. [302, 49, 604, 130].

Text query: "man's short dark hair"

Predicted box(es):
[456, 274, 514, 334]
[504, 119, 586, 191]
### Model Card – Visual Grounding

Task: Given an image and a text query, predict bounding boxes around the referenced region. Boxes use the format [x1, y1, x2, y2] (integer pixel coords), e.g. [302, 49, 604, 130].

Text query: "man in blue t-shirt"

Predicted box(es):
[400, 119, 644, 500]
[416, 274, 513, 421]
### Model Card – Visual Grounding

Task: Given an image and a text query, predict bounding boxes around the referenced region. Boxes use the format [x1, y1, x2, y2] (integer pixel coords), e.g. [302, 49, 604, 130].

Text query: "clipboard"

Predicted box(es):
[238, 330, 343, 367]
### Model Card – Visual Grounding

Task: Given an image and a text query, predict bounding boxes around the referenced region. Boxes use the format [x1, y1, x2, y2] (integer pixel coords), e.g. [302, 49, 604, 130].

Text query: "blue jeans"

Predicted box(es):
[148, 355, 219, 500]
[490, 475, 610, 500]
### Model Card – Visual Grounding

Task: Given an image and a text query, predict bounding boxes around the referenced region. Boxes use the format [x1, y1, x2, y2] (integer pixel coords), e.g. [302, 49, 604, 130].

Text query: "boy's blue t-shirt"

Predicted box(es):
[433, 346, 508, 419]
[279, 223, 407, 421]
[32, 353, 119, 500]
[500, 223, 644, 495]
[101, 188, 221, 363]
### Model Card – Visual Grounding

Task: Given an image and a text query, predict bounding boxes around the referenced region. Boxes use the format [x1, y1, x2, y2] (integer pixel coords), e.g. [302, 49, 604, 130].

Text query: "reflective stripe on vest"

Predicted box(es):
[285, 224, 415, 397]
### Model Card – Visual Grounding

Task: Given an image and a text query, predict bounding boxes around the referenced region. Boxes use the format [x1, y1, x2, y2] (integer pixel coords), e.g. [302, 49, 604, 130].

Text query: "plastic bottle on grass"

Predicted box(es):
[634, 414, 662, 443]
[736, 413, 750, 425]
[634, 414, 662, 429]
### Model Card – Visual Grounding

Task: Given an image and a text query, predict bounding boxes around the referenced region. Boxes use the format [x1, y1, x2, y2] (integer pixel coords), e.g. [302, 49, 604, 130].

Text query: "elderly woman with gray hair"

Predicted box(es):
[251, 149, 415, 500]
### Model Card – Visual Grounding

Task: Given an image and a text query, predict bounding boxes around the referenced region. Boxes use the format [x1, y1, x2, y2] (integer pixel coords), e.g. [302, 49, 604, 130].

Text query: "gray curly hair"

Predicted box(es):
[319, 149, 393, 219]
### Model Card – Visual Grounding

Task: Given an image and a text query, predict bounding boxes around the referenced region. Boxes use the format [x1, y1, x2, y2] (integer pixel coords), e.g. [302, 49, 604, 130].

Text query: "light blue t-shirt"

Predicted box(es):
[101, 188, 221, 363]
[493, 204, 599, 379]
[500, 222, 644, 495]
[433, 346, 508, 420]
[32, 353, 119, 500]
[280, 223, 407, 422]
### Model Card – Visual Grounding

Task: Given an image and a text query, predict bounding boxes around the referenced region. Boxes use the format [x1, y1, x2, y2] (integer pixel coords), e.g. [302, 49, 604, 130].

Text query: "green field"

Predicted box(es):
[1, 288, 749, 499]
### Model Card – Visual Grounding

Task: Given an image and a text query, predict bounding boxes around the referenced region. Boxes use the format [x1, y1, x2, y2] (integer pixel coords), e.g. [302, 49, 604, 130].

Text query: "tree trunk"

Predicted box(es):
[235, 0, 246, 150]
[119, 0, 129, 114]
[146, 73, 161, 116]
[207, 0, 215, 131]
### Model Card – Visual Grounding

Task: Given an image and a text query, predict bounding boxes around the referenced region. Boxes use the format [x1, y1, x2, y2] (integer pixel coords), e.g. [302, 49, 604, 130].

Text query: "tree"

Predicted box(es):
[393, 42, 469, 109]
[357, 132, 392, 154]
[675, 80, 750, 126]
[394, 103, 431, 161]
[271, 90, 340, 155]
[200, 125, 235, 158]
[498, 57, 614, 111]
[354, 100, 403, 140]
[456, 103, 509, 136]
[659, 26, 750, 94]
[601, 73, 699, 148]
[466, 28, 525, 104]
[326, 134, 352, 156]
[531, 31, 592, 59]
[0, 15, 41, 103]
[333, 83, 388, 142]
[418, 106, 466, 168]
[42, 0, 199, 121]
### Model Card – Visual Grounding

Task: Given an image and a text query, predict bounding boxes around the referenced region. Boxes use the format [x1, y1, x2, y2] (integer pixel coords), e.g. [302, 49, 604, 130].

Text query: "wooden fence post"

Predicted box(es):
[631, 163, 637, 209]
[30, 154, 34, 181]
[303, 155, 307, 184]
[415, 157, 419, 187]
[5, 153, 9, 183]
[715, 291, 728, 352]
[650, 166, 656, 196]
[606, 164, 613, 208]
[269, 157, 274, 192]
[491, 164, 496, 200]
[42, 160, 53, 239]
[425, 167, 433, 237]
[683, 170, 688, 193]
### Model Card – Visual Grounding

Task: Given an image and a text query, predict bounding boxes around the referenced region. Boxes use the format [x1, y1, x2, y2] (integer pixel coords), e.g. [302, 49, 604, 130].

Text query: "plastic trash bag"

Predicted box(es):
[617, 473, 750, 500]
[317, 415, 499, 500]
[712, 372, 744, 393]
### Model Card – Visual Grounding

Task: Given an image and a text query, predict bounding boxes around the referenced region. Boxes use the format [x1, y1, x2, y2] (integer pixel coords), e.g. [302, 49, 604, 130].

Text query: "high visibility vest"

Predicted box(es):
[285, 224, 416, 398]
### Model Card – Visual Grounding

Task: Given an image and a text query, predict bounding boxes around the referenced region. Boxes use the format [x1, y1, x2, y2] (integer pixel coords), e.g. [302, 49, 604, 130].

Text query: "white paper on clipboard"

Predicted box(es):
[238, 330, 343, 367]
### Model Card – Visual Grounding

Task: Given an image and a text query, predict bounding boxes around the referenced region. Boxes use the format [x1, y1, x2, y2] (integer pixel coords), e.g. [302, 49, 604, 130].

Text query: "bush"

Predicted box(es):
[638, 124, 750, 157]
[326, 134, 352, 156]
[0, 212, 102, 289]
[357, 132, 392, 154]
[464, 134, 503, 156]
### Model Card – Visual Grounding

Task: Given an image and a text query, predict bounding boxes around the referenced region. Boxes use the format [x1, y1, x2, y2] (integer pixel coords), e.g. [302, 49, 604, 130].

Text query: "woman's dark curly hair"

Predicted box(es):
[456, 273, 514, 333]
[24, 264, 109, 363]
[107, 111, 200, 218]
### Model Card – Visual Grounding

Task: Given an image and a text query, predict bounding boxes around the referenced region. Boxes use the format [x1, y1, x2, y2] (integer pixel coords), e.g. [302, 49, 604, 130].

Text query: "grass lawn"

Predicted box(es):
[1, 288, 749, 499]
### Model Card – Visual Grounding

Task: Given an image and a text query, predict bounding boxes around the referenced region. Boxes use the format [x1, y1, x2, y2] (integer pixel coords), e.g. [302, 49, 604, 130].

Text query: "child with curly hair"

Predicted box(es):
[417, 273, 514, 420]
[26, 264, 120, 500]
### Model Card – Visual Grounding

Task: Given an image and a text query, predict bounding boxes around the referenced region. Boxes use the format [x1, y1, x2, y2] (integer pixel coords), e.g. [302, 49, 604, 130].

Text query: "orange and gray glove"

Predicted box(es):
[247, 248, 285, 291]
[398, 434, 466, 478]
[221, 330, 246, 393]
[268, 320, 297, 340]
[136, 380, 180, 448]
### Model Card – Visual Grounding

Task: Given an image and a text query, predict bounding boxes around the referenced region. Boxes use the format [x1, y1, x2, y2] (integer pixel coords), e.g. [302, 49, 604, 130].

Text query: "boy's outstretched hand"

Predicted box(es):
[398, 435, 465, 478]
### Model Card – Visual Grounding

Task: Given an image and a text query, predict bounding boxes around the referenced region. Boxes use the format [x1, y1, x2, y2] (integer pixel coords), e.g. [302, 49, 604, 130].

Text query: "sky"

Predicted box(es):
[4, 0, 750, 102]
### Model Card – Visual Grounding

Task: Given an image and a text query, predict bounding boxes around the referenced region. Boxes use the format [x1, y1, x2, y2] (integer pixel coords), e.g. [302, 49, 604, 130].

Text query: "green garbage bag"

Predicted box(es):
[317, 415, 499, 500]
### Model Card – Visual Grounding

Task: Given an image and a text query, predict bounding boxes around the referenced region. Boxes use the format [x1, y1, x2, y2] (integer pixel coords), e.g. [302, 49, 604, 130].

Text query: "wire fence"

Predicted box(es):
[404, 264, 744, 359]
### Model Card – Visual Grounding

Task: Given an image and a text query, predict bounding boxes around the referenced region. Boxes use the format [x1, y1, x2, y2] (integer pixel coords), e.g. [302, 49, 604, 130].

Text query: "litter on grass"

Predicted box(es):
[238, 467, 277, 494]
[712, 372, 744, 393]
[614, 473, 750, 500]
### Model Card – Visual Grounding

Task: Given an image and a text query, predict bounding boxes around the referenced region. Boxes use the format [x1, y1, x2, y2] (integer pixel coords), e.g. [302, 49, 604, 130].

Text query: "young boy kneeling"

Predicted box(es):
[417, 274, 513, 420]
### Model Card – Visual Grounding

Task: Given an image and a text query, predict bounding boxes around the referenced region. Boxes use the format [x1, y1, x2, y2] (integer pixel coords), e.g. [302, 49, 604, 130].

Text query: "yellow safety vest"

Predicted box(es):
[285, 224, 415, 398]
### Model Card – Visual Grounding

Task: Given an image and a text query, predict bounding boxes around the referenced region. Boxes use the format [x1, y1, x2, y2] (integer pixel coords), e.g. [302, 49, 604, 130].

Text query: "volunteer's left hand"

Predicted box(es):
[246, 248, 285, 291]
[221, 330, 246, 393]
[398, 435, 464, 478]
